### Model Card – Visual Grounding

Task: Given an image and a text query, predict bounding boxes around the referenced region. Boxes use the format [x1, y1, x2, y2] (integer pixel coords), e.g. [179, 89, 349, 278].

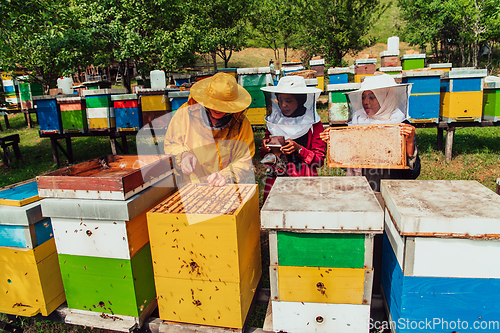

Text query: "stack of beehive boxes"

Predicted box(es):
[261, 177, 384, 333]
[112, 94, 142, 132]
[18, 79, 43, 111]
[168, 90, 190, 115]
[381, 179, 500, 333]
[83, 89, 126, 131]
[354, 58, 377, 83]
[402, 71, 443, 123]
[0, 179, 65, 317]
[33, 94, 74, 134]
[327, 67, 358, 125]
[147, 183, 261, 329]
[429, 63, 452, 72]
[379, 36, 402, 76]
[309, 58, 325, 91]
[1, 71, 20, 112]
[237, 67, 274, 126]
[56, 96, 88, 133]
[440, 68, 488, 122]
[400, 54, 426, 71]
[137, 88, 172, 129]
[37, 155, 176, 331]
[483, 79, 500, 122]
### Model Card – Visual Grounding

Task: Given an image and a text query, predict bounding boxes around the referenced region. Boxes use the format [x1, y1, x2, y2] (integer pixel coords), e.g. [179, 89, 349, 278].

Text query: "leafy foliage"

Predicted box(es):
[295, 0, 389, 66]
[398, 0, 500, 67]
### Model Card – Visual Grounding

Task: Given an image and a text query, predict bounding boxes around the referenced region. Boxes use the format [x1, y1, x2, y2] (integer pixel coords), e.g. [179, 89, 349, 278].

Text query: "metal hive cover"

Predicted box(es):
[381, 179, 500, 238]
[261, 177, 384, 232]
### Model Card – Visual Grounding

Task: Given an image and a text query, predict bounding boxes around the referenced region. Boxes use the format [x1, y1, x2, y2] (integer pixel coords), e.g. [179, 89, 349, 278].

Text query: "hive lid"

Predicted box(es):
[381, 180, 500, 238]
[0, 201, 43, 226]
[379, 66, 402, 72]
[168, 90, 190, 98]
[110, 94, 137, 101]
[309, 59, 325, 66]
[380, 50, 400, 57]
[261, 177, 384, 232]
[56, 96, 85, 102]
[41, 174, 176, 221]
[237, 67, 273, 75]
[83, 89, 126, 96]
[400, 54, 426, 59]
[401, 70, 443, 78]
[172, 74, 193, 79]
[327, 83, 361, 92]
[428, 63, 452, 69]
[354, 58, 377, 65]
[0, 179, 40, 207]
[37, 155, 174, 201]
[328, 67, 353, 75]
[444, 68, 487, 79]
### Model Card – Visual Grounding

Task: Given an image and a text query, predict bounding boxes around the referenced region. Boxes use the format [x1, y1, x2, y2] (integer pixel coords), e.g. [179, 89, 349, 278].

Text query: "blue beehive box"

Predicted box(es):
[168, 90, 189, 113]
[111, 94, 142, 131]
[33, 95, 72, 134]
[0, 180, 53, 249]
[381, 179, 500, 333]
[328, 67, 353, 84]
[402, 71, 443, 123]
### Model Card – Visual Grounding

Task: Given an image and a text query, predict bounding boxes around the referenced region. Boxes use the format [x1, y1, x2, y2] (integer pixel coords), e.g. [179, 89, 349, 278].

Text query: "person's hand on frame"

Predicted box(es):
[207, 172, 226, 186]
[181, 151, 197, 174]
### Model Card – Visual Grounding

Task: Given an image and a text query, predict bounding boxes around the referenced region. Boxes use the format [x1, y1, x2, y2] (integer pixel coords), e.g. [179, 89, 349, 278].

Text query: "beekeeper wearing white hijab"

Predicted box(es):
[345, 74, 410, 125]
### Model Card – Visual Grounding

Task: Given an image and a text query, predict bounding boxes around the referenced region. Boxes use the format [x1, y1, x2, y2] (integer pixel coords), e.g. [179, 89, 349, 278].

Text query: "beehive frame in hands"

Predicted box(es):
[327, 124, 408, 169]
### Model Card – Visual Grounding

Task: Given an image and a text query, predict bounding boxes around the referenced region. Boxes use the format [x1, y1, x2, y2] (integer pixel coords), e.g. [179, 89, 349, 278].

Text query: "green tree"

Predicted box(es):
[249, 0, 302, 65]
[295, 0, 388, 67]
[0, 0, 90, 90]
[73, 0, 196, 92]
[193, 0, 251, 68]
[398, 0, 500, 67]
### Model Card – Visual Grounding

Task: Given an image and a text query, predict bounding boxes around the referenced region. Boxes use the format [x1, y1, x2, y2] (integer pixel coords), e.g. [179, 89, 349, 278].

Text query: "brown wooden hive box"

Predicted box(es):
[327, 124, 408, 169]
[36, 155, 174, 200]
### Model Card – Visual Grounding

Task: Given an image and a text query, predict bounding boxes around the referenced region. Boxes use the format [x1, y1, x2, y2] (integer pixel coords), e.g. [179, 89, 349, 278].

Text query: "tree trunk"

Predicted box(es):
[459, 39, 466, 67]
[122, 59, 132, 94]
[225, 49, 233, 68]
[212, 52, 217, 71]
[284, 42, 288, 63]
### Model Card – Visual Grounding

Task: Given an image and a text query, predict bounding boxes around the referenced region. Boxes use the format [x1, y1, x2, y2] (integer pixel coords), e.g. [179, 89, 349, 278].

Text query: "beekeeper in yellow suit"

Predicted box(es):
[164, 72, 255, 188]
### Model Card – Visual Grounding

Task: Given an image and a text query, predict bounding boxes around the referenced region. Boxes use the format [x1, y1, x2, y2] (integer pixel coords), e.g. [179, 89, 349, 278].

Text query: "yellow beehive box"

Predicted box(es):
[246, 107, 266, 126]
[440, 91, 483, 121]
[316, 76, 324, 91]
[147, 184, 261, 329]
[0, 238, 65, 316]
[141, 94, 169, 111]
[354, 74, 373, 83]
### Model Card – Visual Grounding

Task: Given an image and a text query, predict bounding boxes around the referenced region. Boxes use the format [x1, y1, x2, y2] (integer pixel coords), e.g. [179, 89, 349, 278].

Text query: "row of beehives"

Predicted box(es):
[327, 67, 500, 124]
[29, 67, 281, 131]
[31, 88, 190, 134]
[0, 154, 261, 332]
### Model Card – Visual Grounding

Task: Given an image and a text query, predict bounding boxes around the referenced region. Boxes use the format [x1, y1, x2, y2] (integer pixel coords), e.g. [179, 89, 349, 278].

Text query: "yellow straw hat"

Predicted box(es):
[189, 72, 252, 113]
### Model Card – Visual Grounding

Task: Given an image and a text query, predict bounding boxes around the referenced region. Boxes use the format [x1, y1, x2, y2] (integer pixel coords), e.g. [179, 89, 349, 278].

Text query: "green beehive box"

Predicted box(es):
[245, 86, 266, 108]
[401, 54, 426, 71]
[483, 81, 500, 121]
[58, 244, 156, 318]
[19, 82, 31, 93]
